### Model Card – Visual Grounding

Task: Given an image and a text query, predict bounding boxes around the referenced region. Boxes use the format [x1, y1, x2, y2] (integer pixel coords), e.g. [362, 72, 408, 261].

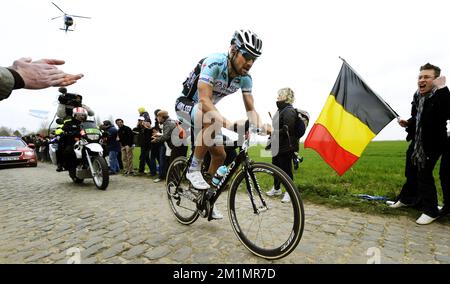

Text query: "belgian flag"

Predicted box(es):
[304, 59, 398, 176]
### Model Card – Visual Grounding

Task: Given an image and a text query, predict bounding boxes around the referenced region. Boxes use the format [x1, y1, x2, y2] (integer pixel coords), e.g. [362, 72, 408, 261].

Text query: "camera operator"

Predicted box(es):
[54, 87, 94, 171]
[56, 87, 94, 119]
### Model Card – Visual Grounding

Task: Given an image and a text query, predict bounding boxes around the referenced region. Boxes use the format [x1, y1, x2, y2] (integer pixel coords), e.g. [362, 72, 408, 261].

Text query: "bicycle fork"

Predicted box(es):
[244, 167, 269, 214]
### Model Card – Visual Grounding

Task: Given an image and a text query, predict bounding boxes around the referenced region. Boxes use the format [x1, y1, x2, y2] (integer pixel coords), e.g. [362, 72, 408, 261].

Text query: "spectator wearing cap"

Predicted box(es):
[151, 110, 188, 182]
[133, 116, 152, 175]
[138, 107, 152, 124]
[102, 120, 120, 175]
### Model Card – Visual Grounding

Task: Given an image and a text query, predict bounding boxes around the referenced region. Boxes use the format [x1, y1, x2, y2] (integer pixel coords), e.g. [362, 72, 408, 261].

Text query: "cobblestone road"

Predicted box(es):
[0, 163, 449, 264]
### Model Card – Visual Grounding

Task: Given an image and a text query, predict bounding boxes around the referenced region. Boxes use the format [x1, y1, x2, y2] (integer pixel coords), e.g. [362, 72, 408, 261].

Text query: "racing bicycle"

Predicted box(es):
[165, 126, 304, 260]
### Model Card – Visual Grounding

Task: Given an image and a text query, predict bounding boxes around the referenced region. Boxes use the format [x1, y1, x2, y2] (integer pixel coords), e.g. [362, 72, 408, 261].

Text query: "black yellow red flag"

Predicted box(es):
[304, 59, 398, 175]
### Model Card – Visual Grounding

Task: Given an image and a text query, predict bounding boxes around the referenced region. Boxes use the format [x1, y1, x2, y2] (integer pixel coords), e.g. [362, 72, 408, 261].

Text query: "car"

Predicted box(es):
[0, 136, 37, 168]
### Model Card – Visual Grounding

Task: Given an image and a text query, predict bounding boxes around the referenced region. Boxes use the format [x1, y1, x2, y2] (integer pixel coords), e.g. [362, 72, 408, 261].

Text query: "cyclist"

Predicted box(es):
[175, 29, 272, 219]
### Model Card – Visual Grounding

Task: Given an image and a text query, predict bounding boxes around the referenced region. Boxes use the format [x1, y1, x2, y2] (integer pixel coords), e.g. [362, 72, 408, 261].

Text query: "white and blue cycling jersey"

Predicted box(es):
[181, 53, 253, 105]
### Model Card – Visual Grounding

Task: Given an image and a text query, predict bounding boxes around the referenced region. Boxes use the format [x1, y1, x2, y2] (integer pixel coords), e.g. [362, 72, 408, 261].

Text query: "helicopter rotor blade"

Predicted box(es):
[51, 15, 63, 20]
[70, 15, 91, 19]
[51, 2, 66, 14]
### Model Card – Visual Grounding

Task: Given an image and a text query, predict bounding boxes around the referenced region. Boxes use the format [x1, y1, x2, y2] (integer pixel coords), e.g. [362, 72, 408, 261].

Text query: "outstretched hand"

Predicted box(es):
[11, 57, 83, 89]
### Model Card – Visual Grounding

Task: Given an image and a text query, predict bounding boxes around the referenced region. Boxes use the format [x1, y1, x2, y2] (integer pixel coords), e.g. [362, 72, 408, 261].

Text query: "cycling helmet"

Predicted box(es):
[231, 29, 263, 57]
[72, 107, 88, 118]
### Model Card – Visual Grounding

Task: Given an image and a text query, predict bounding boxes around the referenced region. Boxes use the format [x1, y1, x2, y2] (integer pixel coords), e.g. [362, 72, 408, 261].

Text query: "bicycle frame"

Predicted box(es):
[175, 130, 269, 220]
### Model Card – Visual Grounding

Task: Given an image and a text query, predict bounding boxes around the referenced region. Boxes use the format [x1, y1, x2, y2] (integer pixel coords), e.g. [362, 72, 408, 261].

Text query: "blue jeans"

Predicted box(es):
[149, 144, 160, 175]
[109, 150, 120, 173]
[158, 144, 167, 179]
[150, 143, 166, 178]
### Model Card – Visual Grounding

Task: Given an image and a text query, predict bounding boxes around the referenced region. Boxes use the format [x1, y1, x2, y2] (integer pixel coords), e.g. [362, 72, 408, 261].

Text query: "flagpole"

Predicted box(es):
[338, 57, 399, 118]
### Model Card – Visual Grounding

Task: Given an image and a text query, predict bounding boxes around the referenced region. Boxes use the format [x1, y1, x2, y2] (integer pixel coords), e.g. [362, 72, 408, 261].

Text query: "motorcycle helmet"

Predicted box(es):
[72, 107, 88, 120]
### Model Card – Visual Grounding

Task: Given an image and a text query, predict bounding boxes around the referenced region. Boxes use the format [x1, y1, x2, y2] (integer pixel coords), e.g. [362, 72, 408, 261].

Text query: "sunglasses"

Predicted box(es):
[239, 49, 258, 62]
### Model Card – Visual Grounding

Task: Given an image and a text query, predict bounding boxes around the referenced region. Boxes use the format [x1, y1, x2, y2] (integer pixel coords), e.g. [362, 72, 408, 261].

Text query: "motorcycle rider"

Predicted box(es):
[54, 87, 95, 171]
[61, 107, 88, 178]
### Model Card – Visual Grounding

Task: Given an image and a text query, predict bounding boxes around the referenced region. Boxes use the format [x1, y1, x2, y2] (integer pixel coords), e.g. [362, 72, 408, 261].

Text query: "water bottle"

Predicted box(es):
[212, 165, 228, 187]
[206, 165, 228, 200]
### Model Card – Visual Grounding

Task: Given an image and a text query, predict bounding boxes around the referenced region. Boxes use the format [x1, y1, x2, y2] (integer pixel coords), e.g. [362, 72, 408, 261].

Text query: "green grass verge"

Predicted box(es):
[248, 141, 445, 217]
[132, 141, 447, 218]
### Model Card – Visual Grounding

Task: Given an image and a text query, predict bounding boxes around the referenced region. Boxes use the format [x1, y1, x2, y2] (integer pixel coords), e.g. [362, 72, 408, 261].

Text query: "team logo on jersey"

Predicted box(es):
[199, 76, 213, 84]
[207, 62, 223, 69]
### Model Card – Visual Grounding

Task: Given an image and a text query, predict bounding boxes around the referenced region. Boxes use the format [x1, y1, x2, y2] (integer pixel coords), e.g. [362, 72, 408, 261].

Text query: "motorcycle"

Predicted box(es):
[69, 120, 109, 190]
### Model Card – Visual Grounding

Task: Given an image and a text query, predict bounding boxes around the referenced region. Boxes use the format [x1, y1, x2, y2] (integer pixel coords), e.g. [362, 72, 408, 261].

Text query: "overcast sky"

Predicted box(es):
[1, 0, 449, 140]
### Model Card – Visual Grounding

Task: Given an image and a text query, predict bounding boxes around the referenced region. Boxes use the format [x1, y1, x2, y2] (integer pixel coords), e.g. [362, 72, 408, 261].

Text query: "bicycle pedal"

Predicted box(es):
[257, 205, 269, 212]
[188, 184, 207, 191]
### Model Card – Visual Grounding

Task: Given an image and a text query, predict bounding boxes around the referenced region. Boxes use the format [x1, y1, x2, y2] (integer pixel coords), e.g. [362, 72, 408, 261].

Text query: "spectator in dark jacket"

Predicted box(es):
[149, 109, 163, 176]
[133, 117, 152, 175]
[102, 120, 120, 175]
[116, 119, 135, 176]
[438, 131, 450, 216]
[392, 63, 450, 225]
[266, 88, 306, 203]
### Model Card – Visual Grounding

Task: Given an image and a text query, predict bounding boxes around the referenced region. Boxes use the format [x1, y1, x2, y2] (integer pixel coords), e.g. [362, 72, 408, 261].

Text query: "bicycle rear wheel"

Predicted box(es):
[166, 156, 200, 225]
[228, 162, 304, 259]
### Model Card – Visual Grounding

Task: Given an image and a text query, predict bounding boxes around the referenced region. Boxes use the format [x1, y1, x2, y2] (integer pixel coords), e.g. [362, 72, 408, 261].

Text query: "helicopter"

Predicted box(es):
[51, 2, 90, 32]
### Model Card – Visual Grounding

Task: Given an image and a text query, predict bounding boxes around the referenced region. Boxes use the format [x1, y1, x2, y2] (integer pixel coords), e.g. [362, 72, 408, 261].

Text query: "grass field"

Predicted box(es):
[250, 141, 445, 216]
[131, 141, 446, 217]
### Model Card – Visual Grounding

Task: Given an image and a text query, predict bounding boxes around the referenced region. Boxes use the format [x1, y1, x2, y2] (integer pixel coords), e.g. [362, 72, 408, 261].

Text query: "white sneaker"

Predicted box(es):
[281, 192, 291, 203]
[389, 201, 406, 209]
[416, 213, 438, 225]
[266, 187, 282, 196]
[186, 171, 210, 190]
[153, 178, 161, 183]
[211, 206, 223, 220]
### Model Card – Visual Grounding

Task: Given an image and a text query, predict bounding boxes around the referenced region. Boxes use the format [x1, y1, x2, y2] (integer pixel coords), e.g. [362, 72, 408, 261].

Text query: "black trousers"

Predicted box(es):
[272, 151, 294, 190]
[139, 146, 151, 173]
[439, 137, 450, 207]
[164, 145, 188, 178]
[417, 152, 441, 217]
[398, 141, 445, 217]
[169, 145, 188, 166]
[63, 144, 77, 171]
[397, 142, 419, 206]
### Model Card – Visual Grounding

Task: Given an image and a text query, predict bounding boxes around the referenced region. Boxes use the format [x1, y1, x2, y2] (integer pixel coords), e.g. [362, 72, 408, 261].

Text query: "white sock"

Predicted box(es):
[188, 156, 203, 172]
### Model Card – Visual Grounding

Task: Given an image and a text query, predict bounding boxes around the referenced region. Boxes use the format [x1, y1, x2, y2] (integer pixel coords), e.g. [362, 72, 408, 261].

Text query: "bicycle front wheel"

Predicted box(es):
[228, 162, 304, 260]
[166, 156, 200, 225]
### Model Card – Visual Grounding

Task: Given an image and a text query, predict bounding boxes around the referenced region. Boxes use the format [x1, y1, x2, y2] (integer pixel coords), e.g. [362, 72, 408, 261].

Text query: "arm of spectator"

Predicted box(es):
[398, 118, 409, 128]
[10, 58, 83, 89]
[1, 58, 83, 101]
[152, 122, 176, 143]
[0, 67, 16, 100]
